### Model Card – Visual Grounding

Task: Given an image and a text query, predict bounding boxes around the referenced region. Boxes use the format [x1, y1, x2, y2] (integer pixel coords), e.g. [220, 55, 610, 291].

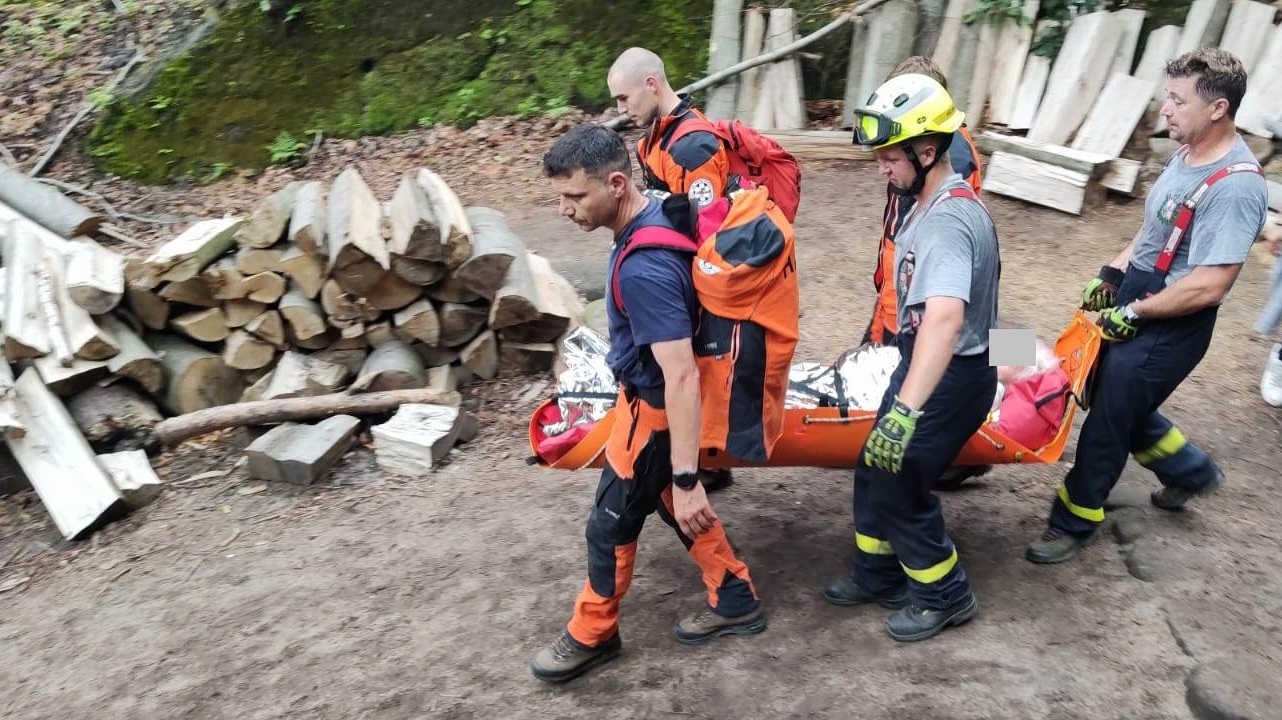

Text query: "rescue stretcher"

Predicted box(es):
[528, 311, 1103, 471]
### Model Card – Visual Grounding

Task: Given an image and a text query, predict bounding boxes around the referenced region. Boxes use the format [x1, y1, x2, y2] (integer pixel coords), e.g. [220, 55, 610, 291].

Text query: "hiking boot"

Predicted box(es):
[821, 572, 909, 609]
[672, 605, 766, 645]
[1151, 467, 1224, 511]
[1025, 526, 1096, 564]
[530, 630, 621, 684]
[935, 465, 993, 491]
[698, 467, 734, 493]
[885, 592, 979, 642]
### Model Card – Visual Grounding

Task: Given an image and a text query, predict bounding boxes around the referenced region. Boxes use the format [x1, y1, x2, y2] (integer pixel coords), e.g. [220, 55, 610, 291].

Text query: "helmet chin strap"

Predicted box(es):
[891, 143, 934, 198]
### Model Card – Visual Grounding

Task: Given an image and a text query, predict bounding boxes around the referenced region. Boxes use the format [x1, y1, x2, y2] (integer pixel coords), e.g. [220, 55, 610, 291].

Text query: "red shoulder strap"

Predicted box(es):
[610, 226, 699, 316]
[1155, 160, 1263, 273]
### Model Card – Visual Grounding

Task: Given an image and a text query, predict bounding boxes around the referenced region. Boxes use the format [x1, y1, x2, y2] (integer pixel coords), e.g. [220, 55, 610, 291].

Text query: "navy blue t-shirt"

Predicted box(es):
[606, 198, 699, 391]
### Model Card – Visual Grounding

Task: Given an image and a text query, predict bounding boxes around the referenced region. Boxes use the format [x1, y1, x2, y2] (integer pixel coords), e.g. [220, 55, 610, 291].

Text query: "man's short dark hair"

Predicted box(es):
[1164, 47, 1248, 118]
[543, 124, 632, 179]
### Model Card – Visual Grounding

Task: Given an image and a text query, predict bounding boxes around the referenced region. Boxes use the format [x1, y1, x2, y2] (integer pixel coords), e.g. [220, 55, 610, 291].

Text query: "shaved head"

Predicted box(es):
[607, 47, 677, 127]
[609, 47, 667, 86]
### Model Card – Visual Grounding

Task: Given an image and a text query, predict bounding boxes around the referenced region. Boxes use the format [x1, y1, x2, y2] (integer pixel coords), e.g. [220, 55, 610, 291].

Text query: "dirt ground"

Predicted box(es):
[3, 138, 1282, 718]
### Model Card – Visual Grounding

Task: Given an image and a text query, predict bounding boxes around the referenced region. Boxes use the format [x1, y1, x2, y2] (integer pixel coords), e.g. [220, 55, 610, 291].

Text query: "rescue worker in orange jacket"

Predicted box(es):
[863, 57, 983, 348]
[607, 46, 736, 492]
[530, 124, 764, 684]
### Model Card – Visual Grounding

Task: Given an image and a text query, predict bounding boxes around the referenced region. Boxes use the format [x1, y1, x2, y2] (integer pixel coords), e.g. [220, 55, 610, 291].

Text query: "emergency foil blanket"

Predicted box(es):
[786, 345, 902, 411]
[543, 327, 615, 438]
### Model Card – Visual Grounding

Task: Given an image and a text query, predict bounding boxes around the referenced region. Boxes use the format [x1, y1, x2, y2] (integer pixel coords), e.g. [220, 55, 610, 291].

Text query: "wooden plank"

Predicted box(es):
[862, 1, 918, 120]
[932, 0, 976, 68]
[1008, 54, 1050, 131]
[1138, 25, 1184, 102]
[760, 130, 873, 161]
[2, 219, 51, 359]
[244, 415, 361, 486]
[1102, 158, 1143, 196]
[1108, 9, 1147, 77]
[986, 0, 1041, 125]
[738, 7, 768, 123]
[1175, 0, 1231, 56]
[96, 450, 163, 509]
[33, 355, 109, 396]
[839, 12, 868, 127]
[945, 2, 984, 112]
[63, 240, 124, 315]
[1028, 11, 1123, 145]
[0, 358, 24, 437]
[705, 0, 744, 121]
[1237, 25, 1282, 137]
[981, 151, 1096, 215]
[49, 251, 119, 361]
[6, 367, 123, 539]
[1070, 73, 1155, 158]
[1220, 0, 1277, 71]
[975, 131, 1112, 177]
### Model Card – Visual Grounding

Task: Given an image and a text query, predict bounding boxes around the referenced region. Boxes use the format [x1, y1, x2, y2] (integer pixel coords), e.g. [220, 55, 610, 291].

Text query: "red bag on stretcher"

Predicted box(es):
[993, 368, 1072, 452]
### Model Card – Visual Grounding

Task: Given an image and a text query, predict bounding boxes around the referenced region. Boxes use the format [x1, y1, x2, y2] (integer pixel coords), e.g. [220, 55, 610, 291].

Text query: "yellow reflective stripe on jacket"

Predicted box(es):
[856, 532, 894, 555]
[1057, 484, 1105, 522]
[1133, 427, 1187, 466]
[902, 548, 958, 585]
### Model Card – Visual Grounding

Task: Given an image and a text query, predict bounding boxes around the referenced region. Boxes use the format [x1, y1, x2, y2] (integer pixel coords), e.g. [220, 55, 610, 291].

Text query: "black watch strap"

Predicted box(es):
[673, 472, 699, 490]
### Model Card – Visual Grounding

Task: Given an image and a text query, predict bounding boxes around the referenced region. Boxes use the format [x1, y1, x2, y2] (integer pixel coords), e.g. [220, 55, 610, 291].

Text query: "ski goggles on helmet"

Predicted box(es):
[851, 109, 899, 147]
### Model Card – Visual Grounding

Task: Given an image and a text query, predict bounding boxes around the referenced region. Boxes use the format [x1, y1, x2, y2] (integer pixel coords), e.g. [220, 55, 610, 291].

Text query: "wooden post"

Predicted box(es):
[840, 15, 870, 128]
[1008, 55, 1050, 131]
[705, 0, 745, 121]
[737, 7, 767, 123]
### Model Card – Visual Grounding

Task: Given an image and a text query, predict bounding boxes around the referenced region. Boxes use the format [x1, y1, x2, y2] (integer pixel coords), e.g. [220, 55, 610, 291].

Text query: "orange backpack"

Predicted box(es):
[611, 183, 800, 462]
[644, 115, 803, 223]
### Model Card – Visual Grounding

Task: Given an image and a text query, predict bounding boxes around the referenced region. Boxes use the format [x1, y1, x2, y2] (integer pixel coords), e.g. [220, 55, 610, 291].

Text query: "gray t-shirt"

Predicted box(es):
[894, 173, 1001, 356]
[1130, 137, 1267, 291]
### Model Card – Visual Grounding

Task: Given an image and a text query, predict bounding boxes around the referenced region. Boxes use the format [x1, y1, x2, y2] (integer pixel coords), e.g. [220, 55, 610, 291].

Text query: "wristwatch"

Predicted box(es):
[673, 472, 699, 491]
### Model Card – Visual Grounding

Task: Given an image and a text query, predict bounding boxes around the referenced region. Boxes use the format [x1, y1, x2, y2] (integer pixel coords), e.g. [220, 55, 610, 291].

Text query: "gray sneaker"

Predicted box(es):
[530, 630, 621, 683]
[673, 605, 766, 645]
[1151, 468, 1224, 511]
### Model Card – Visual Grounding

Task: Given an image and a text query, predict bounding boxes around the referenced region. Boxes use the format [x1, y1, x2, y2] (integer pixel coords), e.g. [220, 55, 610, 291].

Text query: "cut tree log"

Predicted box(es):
[126, 285, 169, 330]
[63, 241, 124, 314]
[245, 309, 285, 348]
[242, 271, 286, 304]
[393, 299, 440, 346]
[171, 307, 230, 343]
[1108, 8, 1147, 77]
[67, 383, 162, 454]
[386, 174, 450, 285]
[201, 256, 247, 301]
[1101, 158, 1142, 196]
[1219, 0, 1277, 72]
[149, 333, 243, 415]
[278, 245, 325, 298]
[1070, 73, 1155, 158]
[427, 364, 458, 392]
[738, 6, 768, 124]
[0, 163, 104, 237]
[244, 414, 362, 486]
[413, 344, 459, 368]
[224, 299, 268, 328]
[1008, 54, 1050, 131]
[98, 314, 164, 394]
[986, 0, 1041, 125]
[96, 449, 163, 508]
[155, 387, 461, 445]
[1028, 11, 1123, 145]
[390, 256, 445, 287]
[3, 219, 51, 359]
[425, 273, 484, 304]
[320, 278, 381, 323]
[1237, 25, 1282, 137]
[0, 359, 25, 437]
[705, 0, 744, 120]
[223, 330, 276, 370]
[34, 355, 109, 396]
[141, 217, 242, 284]
[1138, 25, 1184, 102]
[235, 243, 285, 275]
[260, 351, 349, 400]
[327, 166, 390, 296]
[159, 277, 219, 308]
[363, 269, 422, 311]
[488, 251, 539, 330]
[350, 341, 426, 392]
[760, 8, 807, 130]
[278, 288, 327, 341]
[49, 254, 119, 361]
[460, 330, 498, 380]
[456, 206, 524, 299]
[500, 341, 557, 374]
[438, 302, 488, 347]
[36, 255, 74, 366]
[499, 253, 581, 344]
[288, 180, 327, 255]
[416, 169, 473, 269]
[235, 182, 297, 249]
[365, 320, 396, 348]
[371, 404, 463, 474]
[982, 151, 1100, 215]
[311, 348, 366, 379]
[975, 132, 1112, 177]
[5, 367, 123, 539]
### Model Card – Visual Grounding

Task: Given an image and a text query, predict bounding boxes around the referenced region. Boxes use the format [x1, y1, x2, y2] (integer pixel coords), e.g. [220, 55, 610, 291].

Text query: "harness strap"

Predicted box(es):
[609, 225, 699, 317]
[1155, 157, 1264, 273]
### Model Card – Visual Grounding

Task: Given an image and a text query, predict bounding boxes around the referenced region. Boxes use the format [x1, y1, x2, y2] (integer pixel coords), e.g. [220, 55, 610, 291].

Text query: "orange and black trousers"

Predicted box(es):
[566, 387, 759, 647]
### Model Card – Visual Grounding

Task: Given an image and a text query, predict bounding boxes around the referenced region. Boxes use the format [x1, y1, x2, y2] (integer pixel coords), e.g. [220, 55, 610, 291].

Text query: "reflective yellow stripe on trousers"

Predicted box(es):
[1133, 427, 1187, 466]
[856, 532, 894, 555]
[1057, 484, 1105, 522]
[902, 548, 959, 585]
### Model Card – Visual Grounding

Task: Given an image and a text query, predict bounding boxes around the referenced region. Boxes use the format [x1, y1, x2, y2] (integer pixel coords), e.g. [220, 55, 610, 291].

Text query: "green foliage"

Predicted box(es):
[266, 132, 308, 164]
[1030, 0, 1106, 59]
[965, 0, 1031, 27]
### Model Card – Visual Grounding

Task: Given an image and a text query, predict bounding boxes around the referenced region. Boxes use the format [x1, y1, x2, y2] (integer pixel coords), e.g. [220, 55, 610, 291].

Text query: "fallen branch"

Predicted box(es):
[154, 387, 462, 445]
[35, 178, 187, 225]
[601, 0, 892, 130]
[97, 223, 148, 248]
[29, 49, 143, 177]
[0, 142, 16, 166]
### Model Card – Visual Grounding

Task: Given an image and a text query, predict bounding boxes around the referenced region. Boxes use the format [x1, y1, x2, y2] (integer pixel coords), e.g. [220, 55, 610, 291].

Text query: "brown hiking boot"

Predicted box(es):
[673, 605, 766, 645]
[1151, 467, 1224, 511]
[1025, 526, 1096, 564]
[530, 630, 621, 683]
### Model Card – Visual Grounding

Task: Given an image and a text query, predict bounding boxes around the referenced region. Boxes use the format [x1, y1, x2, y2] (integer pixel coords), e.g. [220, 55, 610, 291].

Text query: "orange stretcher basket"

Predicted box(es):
[528, 311, 1102, 471]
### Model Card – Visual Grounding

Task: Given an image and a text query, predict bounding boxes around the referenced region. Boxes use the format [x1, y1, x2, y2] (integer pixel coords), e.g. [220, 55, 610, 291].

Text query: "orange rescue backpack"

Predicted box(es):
[611, 181, 800, 463]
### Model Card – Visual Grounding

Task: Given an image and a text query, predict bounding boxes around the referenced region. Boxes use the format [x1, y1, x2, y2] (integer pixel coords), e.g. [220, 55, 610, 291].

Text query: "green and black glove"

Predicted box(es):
[1081, 265, 1126, 311]
[1098, 303, 1142, 342]
[864, 396, 921, 474]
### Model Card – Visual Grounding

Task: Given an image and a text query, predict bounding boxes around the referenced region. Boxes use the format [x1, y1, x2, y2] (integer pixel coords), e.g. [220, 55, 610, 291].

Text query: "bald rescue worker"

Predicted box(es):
[1026, 48, 1268, 563]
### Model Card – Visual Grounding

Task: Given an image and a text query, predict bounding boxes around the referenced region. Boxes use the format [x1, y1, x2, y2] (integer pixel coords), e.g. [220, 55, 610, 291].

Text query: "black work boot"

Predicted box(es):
[530, 630, 621, 683]
[885, 592, 979, 642]
[698, 467, 734, 493]
[1151, 467, 1224, 511]
[673, 605, 766, 645]
[821, 572, 909, 609]
[934, 465, 994, 491]
[1025, 526, 1096, 564]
